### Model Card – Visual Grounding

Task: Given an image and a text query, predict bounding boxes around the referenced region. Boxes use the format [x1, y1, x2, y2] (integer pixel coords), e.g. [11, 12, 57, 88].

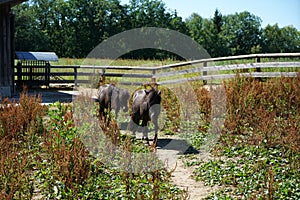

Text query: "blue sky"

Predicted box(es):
[120, 0, 300, 30]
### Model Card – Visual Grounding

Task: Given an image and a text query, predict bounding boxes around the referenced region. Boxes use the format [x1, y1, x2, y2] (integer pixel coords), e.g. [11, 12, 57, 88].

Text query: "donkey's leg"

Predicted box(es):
[115, 107, 120, 120]
[153, 119, 159, 146]
[106, 104, 112, 124]
[99, 106, 105, 120]
[129, 115, 139, 139]
[142, 120, 149, 144]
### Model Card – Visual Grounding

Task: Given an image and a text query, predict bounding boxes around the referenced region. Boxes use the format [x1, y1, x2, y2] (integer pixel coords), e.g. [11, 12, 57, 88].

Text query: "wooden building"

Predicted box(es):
[15, 51, 58, 88]
[0, 0, 27, 97]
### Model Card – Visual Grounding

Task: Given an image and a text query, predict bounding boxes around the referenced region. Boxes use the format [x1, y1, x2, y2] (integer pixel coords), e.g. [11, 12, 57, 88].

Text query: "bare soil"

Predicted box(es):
[156, 135, 220, 200]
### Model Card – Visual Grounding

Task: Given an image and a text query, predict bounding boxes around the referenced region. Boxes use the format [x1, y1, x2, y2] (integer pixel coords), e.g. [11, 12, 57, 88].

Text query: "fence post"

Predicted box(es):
[203, 61, 207, 85]
[29, 62, 33, 82]
[16, 61, 22, 89]
[74, 67, 78, 87]
[151, 69, 156, 83]
[255, 56, 261, 72]
[255, 56, 262, 81]
[46, 62, 50, 87]
[101, 68, 106, 84]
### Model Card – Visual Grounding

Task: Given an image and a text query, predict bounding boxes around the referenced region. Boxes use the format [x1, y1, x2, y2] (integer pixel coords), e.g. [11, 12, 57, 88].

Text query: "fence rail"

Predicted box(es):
[14, 53, 300, 87]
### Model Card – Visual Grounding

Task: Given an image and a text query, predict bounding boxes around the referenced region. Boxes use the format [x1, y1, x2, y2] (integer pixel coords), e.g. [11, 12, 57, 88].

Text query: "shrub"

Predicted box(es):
[192, 74, 300, 199]
[222, 74, 300, 152]
[0, 90, 46, 199]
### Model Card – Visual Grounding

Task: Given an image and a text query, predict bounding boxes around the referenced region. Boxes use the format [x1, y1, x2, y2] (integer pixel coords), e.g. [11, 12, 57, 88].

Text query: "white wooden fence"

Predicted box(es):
[76, 53, 300, 86]
[42, 53, 300, 86]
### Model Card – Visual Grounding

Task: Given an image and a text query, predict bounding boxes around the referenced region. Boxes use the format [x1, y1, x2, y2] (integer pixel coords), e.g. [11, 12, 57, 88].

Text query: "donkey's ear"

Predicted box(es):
[153, 83, 159, 90]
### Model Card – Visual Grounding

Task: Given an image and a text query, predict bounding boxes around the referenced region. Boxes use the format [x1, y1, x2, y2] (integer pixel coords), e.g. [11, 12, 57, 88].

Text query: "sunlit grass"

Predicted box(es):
[53, 58, 179, 66]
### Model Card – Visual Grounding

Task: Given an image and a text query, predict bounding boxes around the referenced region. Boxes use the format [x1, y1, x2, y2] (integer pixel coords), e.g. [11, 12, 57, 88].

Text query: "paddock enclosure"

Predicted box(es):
[14, 52, 300, 88]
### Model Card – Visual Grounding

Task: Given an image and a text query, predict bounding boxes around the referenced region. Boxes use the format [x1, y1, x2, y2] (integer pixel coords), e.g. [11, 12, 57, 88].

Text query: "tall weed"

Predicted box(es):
[0, 90, 46, 199]
[222, 74, 300, 152]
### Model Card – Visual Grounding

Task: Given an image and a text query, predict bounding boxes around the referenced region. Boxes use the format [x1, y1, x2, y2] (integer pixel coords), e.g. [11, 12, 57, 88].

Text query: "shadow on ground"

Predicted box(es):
[5, 88, 75, 104]
[157, 138, 199, 155]
[118, 122, 199, 155]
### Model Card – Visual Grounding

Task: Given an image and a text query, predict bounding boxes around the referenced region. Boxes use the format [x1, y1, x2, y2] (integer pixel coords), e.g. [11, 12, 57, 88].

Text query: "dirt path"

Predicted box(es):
[156, 136, 220, 200]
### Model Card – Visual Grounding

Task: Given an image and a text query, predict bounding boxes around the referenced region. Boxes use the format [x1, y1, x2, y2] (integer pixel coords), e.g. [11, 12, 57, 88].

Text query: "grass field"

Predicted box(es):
[53, 58, 179, 66]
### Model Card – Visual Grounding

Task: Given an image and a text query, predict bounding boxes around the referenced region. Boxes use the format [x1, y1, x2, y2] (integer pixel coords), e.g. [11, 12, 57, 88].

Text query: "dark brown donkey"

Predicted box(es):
[129, 86, 162, 145]
[97, 84, 130, 121]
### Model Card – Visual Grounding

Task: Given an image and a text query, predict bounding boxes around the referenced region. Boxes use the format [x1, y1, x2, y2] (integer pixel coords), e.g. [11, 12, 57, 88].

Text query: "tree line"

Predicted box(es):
[14, 0, 300, 59]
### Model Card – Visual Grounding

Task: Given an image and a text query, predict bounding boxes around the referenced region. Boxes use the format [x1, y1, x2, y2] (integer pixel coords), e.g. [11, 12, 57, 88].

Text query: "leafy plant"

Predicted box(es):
[0, 89, 46, 199]
[185, 74, 300, 199]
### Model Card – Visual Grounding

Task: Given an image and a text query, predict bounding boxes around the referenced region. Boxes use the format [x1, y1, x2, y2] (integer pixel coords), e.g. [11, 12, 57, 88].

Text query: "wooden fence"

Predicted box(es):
[15, 53, 300, 87]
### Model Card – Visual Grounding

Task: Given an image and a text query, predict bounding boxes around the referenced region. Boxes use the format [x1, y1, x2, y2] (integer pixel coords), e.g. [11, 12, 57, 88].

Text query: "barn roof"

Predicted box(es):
[15, 51, 59, 61]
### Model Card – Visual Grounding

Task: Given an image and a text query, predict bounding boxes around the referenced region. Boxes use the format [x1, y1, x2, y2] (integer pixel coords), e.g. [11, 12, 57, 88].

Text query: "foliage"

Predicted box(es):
[224, 11, 263, 55]
[184, 74, 300, 199]
[186, 11, 229, 58]
[187, 11, 265, 57]
[14, 0, 187, 59]
[14, 1, 300, 59]
[262, 24, 300, 53]
[0, 91, 187, 199]
[160, 86, 181, 133]
[193, 146, 300, 199]
[0, 90, 46, 199]
[222, 74, 300, 150]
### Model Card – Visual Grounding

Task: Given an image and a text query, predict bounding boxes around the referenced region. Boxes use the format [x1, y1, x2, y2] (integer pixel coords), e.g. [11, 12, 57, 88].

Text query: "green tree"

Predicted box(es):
[210, 9, 229, 57]
[68, 0, 106, 57]
[186, 10, 228, 57]
[17, 0, 79, 57]
[170, 10, 188, 35]
[186, 13, 203, 43]
[19, 0, 296, 58]
[280, 26, 300, 52]
[13, 0, 189, 59]
[122, 0, 188, 59]
[14, 2, 50, 51]
[128, 0, 169, 28]
[213, 9, 222, 34]
[222, 11, 263, 55]
[262, 24, 300, 53]
[14, 0, 129, 58]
